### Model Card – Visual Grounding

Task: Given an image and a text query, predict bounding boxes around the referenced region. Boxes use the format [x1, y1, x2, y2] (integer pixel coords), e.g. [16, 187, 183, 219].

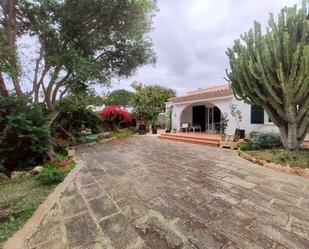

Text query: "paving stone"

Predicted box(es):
[40, 203, 61, 226]
[76, 173, 95, 186]
[89, 195, 118, 221]
[81, 183, 104, 200]
[25, 136, 309, 249]
[105, 184, 130, 202]
[271, 200, 309, 222]
[208, 219, 274, 249]
[173, 198, 217, 224]
[221, 176, 256, 189]
[106, 167, 125, 177]
[29, 238, 66, 249]
[179, 224, 228, 249]
[253, 185, 299, 205]
[60, 194, 87, 217]
[239, 199, 289, 227]
[97, 174, 115, 189]
[300, 198, 309, 210]
[249, 221, 309, 249]
[63, 181, 79, 197]
[116, 198, 149, 221]
[89, 168, 107, 180]
[230, 185, 272, 207]
[280, 185, 309, 199]
[28, 222, 62, 248]
[99, 213, 139, 249]
[135, 216, 184, 248]
[65, 212, 99, 248]
[206, 197, 234, 213]
[73, 240, 109, 249]
[291, 218, 309, 239]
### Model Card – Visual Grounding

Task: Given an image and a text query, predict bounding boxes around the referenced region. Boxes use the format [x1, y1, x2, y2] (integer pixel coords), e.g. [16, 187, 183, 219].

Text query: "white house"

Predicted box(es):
[166, 84, 299, 138]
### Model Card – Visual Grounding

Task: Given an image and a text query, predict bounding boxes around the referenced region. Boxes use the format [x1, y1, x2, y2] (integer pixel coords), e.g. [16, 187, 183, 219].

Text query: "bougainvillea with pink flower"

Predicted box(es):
[98, 105, 132, 130]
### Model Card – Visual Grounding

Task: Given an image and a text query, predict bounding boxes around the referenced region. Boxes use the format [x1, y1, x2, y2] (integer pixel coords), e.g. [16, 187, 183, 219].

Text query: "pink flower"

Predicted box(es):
[98, 105, 131, 123]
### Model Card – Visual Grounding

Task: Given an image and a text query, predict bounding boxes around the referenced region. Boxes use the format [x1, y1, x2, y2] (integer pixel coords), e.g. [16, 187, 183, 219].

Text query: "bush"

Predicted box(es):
[98, 105, 132, 130]
[52, 94, 103, 140]
[250, 132, 283, 150]
[238, 141, 252, 151]
[37, 166, 65, 185]
[109, 129, 134, 138]
[53, 108, 102, 136]
[0, 96, 50, 173]
[53, 138, 69, 156]
[247, 149, 309, 168]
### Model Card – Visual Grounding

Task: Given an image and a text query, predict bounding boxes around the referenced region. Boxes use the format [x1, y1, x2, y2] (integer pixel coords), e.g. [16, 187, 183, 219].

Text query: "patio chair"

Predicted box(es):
[192, 123, 201, 132]
[180, 123, 190, 132]
[138, 124, 147, 135]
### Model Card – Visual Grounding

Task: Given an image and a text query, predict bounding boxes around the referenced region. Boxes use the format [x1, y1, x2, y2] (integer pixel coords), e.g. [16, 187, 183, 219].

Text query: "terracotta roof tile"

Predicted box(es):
[170, 84, 231, 102]
[186, 84, 230, 95]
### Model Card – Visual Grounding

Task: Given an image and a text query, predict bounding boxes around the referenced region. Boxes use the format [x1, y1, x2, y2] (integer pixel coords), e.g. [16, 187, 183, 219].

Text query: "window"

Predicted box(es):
[251, 105, 264, 124]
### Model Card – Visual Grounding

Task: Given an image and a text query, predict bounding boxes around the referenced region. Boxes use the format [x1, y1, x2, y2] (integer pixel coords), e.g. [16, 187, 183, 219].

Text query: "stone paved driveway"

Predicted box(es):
[28, 136, 309, 249]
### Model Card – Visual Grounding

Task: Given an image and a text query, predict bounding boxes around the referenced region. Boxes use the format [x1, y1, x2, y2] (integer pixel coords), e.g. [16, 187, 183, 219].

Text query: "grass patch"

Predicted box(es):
[102, 128, 135, 139]
[38, 161, 76, 185]
[246, 149, 309, 168]
[0, 159, 76, 243]
[0, 176, 56, 243]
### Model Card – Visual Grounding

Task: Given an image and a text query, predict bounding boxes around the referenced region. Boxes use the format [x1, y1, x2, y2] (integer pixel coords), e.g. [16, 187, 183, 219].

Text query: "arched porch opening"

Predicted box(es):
[179, 101, 222, 133]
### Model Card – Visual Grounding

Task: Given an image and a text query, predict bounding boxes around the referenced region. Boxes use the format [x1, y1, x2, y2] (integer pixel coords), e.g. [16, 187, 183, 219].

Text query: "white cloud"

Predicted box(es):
[111, 0, 302, 95]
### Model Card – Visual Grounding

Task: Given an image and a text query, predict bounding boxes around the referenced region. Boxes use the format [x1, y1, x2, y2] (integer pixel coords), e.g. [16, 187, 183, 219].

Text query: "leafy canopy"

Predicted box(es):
[0, 95, 50, 173]
[226, 1, 309, 150]
[1, 0, 157, 111]
[21, 0, 156, 83]
[130, 82, 176, 122]
[103, 89, 133, 107]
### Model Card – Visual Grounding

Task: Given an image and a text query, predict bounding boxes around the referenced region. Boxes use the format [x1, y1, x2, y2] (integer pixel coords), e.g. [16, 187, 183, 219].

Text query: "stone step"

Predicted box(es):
[159, 133, 220, 143]
[158, 135, 220, 147]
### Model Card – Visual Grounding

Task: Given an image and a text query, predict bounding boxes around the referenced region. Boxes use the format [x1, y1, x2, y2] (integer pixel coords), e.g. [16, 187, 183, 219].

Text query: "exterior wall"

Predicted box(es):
[171, 95, 280, 137]
[229, 99, 279, 136]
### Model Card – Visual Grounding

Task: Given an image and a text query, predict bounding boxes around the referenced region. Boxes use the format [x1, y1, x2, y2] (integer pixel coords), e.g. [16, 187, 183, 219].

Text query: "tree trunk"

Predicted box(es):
[3, 0, 23, 96]
[279, 123, 303, 151]
[46, 111, 60, 160]
[0, 73, 9, 97]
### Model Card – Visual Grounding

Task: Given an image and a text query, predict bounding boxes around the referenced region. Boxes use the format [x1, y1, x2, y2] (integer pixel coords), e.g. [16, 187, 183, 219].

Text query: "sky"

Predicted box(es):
[108, 0, 302, 96]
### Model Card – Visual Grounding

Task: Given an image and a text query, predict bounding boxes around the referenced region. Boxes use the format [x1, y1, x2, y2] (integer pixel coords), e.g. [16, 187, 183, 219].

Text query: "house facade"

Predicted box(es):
[166, 84, 289, 137]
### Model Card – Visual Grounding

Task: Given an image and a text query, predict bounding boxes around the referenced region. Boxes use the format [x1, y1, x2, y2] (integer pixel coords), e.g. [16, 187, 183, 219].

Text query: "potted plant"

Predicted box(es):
[219, 112, 236, 149]
[220, 113, 229, 140]
[165, 110, 172, 133]
[229, 104, 245, 139]
[150, 116, 158, 134]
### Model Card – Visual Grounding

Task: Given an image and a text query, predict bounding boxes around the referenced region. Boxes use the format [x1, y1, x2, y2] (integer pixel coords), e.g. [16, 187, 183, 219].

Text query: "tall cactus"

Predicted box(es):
[226, 0, 309, 151]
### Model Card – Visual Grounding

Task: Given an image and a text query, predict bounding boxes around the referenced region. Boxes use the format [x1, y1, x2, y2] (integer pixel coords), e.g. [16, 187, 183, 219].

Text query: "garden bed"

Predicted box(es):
[239, 149, 309, 177]
[0, 176, 56, 243]
[0, 160, 76, 244]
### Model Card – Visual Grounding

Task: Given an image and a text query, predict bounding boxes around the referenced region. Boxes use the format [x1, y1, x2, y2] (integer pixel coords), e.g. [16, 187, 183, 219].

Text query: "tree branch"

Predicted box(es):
[51, 72, 71, 104]
[32, 47, 44, 100]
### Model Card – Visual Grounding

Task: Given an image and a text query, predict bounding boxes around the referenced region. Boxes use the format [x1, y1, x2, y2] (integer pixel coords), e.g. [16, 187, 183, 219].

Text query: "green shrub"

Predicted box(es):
[53, 94, 103, 138]
[110, 129, 134, 138]
[238, 141, 252, 151]
[250, 132, 282, 150]
[0, 96, 50, 173]
[247, 149, 309, 168]
[37, 166, 65, 185]
[53, 139, 69, 156]
[74, 132, 94, 144]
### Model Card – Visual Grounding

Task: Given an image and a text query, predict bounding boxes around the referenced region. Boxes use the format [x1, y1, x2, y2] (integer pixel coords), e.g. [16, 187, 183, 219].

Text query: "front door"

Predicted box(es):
[192, 106, 206, 131]
[206, 107, 221, 132]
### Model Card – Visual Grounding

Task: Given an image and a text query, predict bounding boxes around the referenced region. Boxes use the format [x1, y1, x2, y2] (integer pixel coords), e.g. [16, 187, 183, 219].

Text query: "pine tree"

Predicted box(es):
[226, 1, 309, 151]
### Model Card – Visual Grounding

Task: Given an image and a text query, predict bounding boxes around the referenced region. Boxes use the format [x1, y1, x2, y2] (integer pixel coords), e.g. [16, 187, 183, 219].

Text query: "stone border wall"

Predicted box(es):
[238, 150, 309, 178]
